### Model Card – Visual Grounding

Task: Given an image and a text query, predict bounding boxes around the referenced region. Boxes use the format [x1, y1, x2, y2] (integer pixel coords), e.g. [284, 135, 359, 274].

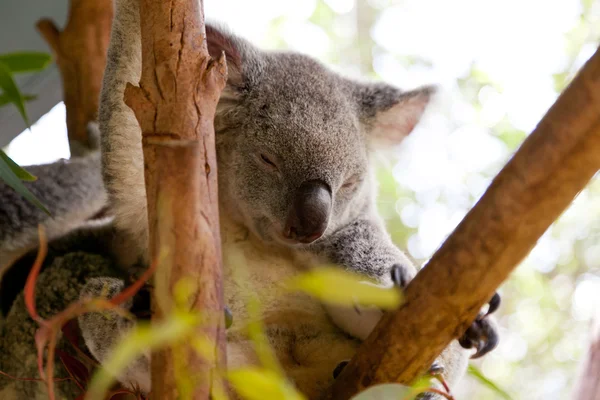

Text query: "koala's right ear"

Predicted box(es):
[205, 23, 246, 87]
[354, 83, 437, 146]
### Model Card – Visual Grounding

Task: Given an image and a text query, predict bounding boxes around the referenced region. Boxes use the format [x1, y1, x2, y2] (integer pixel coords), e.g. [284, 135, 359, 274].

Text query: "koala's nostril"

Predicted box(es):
[283, 180, 332, 244]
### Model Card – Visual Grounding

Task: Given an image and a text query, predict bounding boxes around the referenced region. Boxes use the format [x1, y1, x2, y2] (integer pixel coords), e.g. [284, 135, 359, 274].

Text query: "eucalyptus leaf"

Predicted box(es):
[0, 149, 49, 215]
[286, 266, 403, 309]
[0, 149, 37, 181]
[0, 52, 52, 73]
[468, 364, 512, 400]
[0, 93, 36, 108]
[350, 383, 412, 400]
[227, 368, 306, 400]
[0, 61, 29, 127]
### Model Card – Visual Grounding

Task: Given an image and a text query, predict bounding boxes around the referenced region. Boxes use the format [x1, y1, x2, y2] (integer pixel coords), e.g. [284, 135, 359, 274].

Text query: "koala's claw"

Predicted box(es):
[458, 292, 500, 359]
[428, 362, 444, 376]
[486, 292, 501, 316]
[390, 264, 411, 288]
[332, 360, 349, 379]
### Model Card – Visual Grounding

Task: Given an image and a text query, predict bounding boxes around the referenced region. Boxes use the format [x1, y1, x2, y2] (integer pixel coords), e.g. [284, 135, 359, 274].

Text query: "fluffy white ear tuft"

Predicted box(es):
[369, 86, 435, 144]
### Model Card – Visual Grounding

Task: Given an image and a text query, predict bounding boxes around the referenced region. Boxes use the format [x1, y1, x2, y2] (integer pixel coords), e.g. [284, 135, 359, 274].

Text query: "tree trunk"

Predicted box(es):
[36, 0, 113, 156]
[123, 0, 228, 398]
[325, 46, 600, 399]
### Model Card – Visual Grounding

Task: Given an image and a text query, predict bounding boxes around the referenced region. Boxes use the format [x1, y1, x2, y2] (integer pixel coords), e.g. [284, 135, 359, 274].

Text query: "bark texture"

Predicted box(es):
[325, 47, 600, 399]
[36, 0, 113, 155]
[123, 0, 228, 398]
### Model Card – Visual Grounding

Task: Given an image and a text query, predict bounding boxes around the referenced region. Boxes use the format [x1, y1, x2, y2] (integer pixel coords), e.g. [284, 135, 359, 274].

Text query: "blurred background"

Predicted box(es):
[4, 0, 600, 398]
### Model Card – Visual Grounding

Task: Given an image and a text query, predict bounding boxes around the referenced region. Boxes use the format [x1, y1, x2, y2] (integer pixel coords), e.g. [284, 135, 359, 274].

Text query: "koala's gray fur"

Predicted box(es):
[0, 0, 480, 397]
[0, 123, 107, 275]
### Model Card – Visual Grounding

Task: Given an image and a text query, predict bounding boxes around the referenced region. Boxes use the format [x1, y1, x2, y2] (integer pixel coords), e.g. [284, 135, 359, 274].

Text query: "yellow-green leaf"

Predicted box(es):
[246, 298, 284, 376]
[286, 266, 403, 309]
[85, 312, 200, 400]
[227, 368, 306, 400]
[468, 364, 512, 400]
[350, 383, 412, 400]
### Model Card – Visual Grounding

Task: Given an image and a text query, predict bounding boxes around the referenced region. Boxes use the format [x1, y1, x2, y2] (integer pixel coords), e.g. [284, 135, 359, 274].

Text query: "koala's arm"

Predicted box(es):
[0, 135, 106, 267]
[316, 215, 418, 285]
[98, 0, 149, 264]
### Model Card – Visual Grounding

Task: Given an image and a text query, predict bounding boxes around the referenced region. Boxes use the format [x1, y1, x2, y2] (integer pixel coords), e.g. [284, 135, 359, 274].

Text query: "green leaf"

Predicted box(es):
[0, 93, 36, 108]
[0, 150, 37, 181]
[468, 364, 513, 400]
[0, 149, 49, 215]
[227, 368, 306, 400]
[0, 52, 52, 73]
[350, 383, 412, 400]
[86, 312, 200, 400]
[286, 266, 403, 309]
[0, 61, 29, 126]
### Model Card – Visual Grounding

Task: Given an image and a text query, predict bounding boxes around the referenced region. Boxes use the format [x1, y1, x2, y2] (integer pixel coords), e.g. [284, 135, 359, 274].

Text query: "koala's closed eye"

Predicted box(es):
[258, 153, 279, 171]
[341, 174, 361, 190]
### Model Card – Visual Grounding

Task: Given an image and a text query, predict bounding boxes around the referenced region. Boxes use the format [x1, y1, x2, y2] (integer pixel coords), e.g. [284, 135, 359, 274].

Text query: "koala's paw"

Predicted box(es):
[390, 263, 414, 288]
[458, 292, 500, 359]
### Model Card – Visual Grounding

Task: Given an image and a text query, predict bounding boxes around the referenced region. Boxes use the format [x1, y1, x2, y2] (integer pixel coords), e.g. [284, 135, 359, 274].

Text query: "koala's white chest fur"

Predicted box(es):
[219, 214, 359, 397]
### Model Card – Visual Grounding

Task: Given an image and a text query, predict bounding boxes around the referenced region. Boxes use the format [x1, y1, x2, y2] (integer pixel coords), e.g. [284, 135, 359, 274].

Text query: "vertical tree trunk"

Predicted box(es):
[325, 46, 600, 399]
[123, 0, 228, 398]
[36, 0, 113, 155]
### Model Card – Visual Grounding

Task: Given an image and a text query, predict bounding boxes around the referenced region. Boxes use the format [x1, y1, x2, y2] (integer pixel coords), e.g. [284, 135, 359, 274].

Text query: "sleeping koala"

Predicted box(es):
[0, 0, 499, 397]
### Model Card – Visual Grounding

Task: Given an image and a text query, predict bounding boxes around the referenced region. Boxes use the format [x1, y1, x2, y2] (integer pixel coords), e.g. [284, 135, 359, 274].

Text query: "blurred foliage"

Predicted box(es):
[0, 51, 52, 214]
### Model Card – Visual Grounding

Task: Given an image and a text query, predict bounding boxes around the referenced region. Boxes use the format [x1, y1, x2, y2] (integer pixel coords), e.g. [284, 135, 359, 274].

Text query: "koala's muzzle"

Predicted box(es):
[284, 180, 331, 244]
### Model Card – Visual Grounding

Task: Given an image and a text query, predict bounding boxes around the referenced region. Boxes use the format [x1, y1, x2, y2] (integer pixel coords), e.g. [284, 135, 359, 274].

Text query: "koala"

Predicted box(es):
[0, 123, 107, 276]
[76, 0, 500, 397]
[0, 0, 499, 397]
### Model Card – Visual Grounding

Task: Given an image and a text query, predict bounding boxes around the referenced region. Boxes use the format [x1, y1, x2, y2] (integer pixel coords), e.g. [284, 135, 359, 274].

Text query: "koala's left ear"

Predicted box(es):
[354, 83, 436, 145]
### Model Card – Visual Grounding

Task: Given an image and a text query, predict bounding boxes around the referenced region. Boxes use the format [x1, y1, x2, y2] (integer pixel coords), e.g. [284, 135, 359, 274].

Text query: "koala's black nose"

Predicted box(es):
[284, 180, 332, 244]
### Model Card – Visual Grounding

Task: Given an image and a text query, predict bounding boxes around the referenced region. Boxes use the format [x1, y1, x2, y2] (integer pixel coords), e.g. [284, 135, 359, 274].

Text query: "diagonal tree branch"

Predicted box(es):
[325, 46, 600, 399]
[123, 0, 228, 398]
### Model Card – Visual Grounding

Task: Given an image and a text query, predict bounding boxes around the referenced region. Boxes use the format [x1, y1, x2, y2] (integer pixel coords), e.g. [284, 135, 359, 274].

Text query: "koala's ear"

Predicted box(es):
[205, 23, 245, 86]
[355, 83, 436, 145]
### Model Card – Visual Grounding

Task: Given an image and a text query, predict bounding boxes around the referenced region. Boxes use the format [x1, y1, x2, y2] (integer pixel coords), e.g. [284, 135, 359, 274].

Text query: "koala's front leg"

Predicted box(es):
[315, 218, 417, 286]
[310, 218, 417, 340]
[78, 277, 152, 394]
[313, 218, 500, 389]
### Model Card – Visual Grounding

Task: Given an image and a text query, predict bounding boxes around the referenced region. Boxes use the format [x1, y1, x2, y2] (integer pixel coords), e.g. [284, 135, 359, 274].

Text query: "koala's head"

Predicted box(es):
[206, 24, 434, 247]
